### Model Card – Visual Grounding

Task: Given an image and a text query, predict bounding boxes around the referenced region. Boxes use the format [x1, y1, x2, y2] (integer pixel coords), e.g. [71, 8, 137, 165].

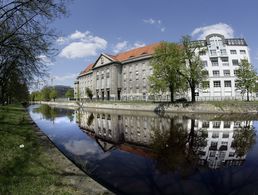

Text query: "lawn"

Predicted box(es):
[0, 104, 80, 194]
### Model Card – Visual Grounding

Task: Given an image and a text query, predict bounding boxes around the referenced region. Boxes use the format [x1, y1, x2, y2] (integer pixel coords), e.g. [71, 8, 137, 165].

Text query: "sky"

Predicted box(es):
[40, 0, 258, 88]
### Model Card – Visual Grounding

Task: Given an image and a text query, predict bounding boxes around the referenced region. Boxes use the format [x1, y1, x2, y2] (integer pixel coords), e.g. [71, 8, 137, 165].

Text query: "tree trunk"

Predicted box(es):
[190, 84, 196, 102]
[247, 90, 250, 101]
[169, 84, 174, 103]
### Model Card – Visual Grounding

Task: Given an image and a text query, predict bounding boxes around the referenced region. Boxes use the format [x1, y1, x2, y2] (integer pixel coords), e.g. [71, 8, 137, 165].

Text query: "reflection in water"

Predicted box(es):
[33, 104, 74, 122]
[31, 105, 258, 194]
[77, 108, 256, 170]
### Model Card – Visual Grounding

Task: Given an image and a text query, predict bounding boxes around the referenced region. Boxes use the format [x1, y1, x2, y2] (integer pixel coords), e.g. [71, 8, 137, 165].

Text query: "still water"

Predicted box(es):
[29, 104, 258, 195]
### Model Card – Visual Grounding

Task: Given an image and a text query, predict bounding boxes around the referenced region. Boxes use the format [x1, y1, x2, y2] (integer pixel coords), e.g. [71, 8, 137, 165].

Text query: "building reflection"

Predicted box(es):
[77, 109, 256, 170]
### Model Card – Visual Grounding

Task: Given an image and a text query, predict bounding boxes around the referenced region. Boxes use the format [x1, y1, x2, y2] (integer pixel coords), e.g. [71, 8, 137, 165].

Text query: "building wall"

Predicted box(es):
[121, 59, 153, 101]
[196, 34, 251, 101]
[75, 34, 253, 101]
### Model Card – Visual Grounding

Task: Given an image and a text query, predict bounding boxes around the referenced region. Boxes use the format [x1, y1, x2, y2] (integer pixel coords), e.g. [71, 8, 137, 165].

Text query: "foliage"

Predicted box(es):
[40, 87, 51, 101]
[149, 42, 187, 102]
[65, 89, 74, 99]
[0, 0, 69, 105]
[232, 122, 256, 157]
[178, 35, 208, 102]
[86, 87, 93, 100]
[49, 89, 58, 101]
[151, 118, 207, 175]
[235, 59, 257, 101]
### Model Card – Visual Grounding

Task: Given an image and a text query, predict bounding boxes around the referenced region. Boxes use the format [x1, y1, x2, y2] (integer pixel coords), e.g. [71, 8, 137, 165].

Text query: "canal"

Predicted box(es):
[29, 104, 258, 195]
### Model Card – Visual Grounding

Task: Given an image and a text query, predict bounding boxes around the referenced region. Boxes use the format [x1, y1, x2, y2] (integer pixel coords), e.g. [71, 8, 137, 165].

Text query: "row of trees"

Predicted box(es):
[30, 86, 73, 101]
[0, 0, 70, 105]
[150, 36, 257, 102]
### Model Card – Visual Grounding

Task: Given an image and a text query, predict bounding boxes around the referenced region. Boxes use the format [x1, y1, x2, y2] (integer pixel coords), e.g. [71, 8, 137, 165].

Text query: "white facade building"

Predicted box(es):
[74, 33, 252, 101]
[194, 33, 251, 100]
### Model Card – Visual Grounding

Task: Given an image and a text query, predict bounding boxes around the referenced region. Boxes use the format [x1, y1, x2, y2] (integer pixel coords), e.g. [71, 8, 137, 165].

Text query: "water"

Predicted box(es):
[29, 104, 258, 195]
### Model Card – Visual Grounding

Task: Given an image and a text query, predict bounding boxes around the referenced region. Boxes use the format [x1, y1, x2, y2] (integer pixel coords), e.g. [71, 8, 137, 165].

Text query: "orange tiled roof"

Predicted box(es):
[79, 63, 94, 76]
[111, 42, 160, 62]
[79, 42, 161, 75]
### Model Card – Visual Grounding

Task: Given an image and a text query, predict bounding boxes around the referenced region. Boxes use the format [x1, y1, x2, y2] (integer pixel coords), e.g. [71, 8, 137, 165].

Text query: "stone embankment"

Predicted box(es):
[37, 101, 258, 114]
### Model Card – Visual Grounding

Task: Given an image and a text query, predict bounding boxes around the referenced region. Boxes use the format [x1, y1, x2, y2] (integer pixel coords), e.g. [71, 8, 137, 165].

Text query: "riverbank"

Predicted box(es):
[0, 104, 112, 194]
[38, 100, 258, 114]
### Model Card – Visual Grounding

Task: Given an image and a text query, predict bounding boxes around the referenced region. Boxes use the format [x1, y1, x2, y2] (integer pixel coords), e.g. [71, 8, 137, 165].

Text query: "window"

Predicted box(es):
[203, 70, 209, 76]
[202, 81, 210, 88]
[210, 49, 216, 56]
[212, 132, 219, 138]
[220, 49, 227, 55]
[213, 70, 220, 76]
[229, 152, 235, 157]
[199, 50, 206, 55]
[195, 92, 199, 96]
[213, 81, 221, 87]
[211, 59, 219, 66]
[209, 151, 216, 157]
[222, 132, 230, 138]
[230, 50, 237, 54]
[224, 81, 231, 87]
[223, 70, 230, 76]
[224, 122, 231, 128]
[202, 60, 208, 67]
[240, 50, 246, 54]
[234, 69, 239, 76]
[202, 121, 209, 128]
[213, 121, 221, 128]
[232, 59, 239, 66]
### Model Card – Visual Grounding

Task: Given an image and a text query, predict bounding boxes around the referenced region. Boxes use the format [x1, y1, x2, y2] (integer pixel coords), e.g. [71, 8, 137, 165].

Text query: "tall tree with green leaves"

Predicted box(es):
[235, 59, 256, 101]
[86, 87, 93, 100]
[149, 42, 186, 102]
[178, 35, 207, 102]
[65, 89, 74, 99]
[49, 88, 58, 101]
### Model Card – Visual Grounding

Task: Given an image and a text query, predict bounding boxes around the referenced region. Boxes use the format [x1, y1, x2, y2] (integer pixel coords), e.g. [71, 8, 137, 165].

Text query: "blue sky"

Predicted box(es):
[41, 0, 258, 88]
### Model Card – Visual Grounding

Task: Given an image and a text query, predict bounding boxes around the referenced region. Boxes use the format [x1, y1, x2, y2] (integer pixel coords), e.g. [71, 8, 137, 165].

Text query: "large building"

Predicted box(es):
[74, 33, 251, 101]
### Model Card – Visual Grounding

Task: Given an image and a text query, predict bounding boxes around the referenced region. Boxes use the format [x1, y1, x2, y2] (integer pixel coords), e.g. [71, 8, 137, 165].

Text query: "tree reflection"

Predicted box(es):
[87, 113, 94, 127]
[232, 121, 256, 157]
[34, 104, 57, 121]
[151, 118, 207, 176]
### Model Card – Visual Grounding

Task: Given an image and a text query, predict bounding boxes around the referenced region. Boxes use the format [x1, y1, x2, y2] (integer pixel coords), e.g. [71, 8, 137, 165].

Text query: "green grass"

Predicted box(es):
[0, 105, 79, 195]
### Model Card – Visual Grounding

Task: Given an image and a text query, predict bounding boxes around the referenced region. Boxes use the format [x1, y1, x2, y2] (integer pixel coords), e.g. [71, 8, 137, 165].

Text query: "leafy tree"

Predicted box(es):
[151, 117, 207, 175]
[235, 59, 256, 101]
[178, 35, 207, 102]
[149, 42, 186, 102]
[86, 87, 93, 100]
[49, 88, 58, 101]
[41, 87, 51, 101]
[0, 0, 70, 105]
[232, 121, 256, 157]
[65, 89, 74, 99]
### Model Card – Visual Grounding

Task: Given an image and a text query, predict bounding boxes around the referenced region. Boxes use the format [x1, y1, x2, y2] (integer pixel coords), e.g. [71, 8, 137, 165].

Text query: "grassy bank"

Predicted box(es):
[0, 104, 111, 195]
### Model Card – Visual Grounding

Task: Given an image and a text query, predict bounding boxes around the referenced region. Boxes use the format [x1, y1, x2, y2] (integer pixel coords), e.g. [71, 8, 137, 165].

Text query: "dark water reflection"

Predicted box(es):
[29, 104, 258, 194]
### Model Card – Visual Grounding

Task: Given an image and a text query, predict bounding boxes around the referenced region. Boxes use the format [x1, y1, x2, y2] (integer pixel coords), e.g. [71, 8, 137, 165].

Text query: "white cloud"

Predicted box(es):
[113, 41, 128, 53]
[143, 18, 155, 24]
[38, 54, 54, 66]
[56, 37, 68, 45]
[112, 41, 146, 53]
[70, 30, 87, 40]
[53, 73, 77, 81]
[143, 18, 166, 32]
[191, 23, 234, 39]
[131, 41, 146, 49]
[58, 30, 107, 59]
